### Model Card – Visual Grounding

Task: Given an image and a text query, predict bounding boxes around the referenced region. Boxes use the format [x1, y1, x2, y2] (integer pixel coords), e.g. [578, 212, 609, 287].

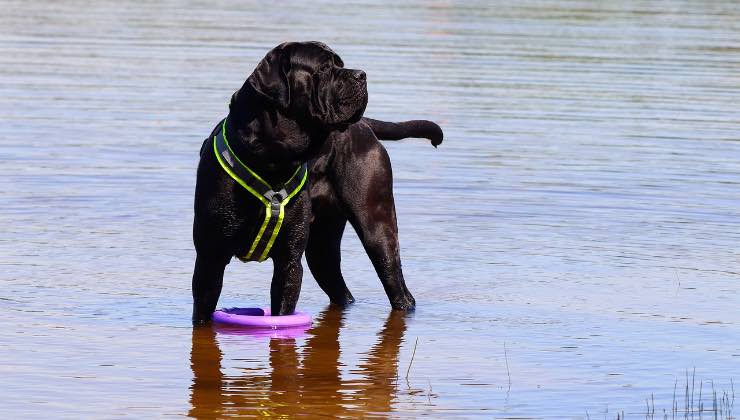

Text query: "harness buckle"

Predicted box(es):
[264, 189, 287, 204]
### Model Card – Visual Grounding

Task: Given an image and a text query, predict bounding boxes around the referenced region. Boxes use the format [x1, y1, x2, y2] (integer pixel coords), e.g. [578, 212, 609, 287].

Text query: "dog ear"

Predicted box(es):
[247, 43, 291, 109]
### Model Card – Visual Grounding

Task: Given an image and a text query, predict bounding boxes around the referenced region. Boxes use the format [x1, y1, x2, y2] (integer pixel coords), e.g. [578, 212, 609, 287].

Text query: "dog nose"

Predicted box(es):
[353, 70, 366, 81]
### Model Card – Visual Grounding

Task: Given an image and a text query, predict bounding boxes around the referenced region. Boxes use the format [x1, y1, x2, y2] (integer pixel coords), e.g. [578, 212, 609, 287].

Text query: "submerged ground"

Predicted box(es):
[1, 0, 739, 417]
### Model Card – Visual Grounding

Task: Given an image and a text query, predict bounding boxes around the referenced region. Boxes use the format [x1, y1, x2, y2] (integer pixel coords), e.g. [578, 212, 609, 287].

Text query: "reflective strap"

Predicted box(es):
[259, 165, 308, 261]
[242, 199, 273, 261]
[213, 120, 271, 197]
[213, 118, 308, 262]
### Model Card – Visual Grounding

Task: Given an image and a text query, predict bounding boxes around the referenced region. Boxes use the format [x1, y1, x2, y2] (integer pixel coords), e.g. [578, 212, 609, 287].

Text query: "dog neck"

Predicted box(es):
[226, 86, 329, 185]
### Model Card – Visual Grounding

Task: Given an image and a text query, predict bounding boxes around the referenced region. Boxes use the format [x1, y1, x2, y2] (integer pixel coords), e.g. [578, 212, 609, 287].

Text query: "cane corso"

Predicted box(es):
[192, 42, 443, 324]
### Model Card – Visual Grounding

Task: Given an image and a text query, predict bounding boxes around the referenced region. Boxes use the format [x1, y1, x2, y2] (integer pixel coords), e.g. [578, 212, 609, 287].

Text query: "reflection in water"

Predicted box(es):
[189, 308, 408, 418]
[4, 0, 740, 416]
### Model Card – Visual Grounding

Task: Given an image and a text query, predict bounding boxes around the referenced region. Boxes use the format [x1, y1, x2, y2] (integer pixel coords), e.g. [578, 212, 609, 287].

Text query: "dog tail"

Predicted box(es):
[362, 117, 443, 148]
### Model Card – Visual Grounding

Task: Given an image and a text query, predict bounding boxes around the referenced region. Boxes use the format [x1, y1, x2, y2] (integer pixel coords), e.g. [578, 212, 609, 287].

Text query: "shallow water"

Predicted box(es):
[1, 0, 739, 418]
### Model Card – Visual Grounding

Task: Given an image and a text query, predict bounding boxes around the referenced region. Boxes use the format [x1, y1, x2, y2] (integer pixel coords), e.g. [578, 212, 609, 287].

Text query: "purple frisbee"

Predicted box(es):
[213, 323, 311, 339]
[212, 307, 312, 329]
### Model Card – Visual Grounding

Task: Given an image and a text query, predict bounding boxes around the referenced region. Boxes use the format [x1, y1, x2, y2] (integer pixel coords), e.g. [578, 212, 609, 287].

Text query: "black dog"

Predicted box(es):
[192, 42, 442, 324]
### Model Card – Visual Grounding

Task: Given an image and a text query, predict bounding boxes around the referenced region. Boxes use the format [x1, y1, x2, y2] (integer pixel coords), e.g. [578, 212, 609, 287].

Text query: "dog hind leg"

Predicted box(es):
[348, 200, 416, 311]
[334, 135, 416, 311]
[306, 212, 356, 306]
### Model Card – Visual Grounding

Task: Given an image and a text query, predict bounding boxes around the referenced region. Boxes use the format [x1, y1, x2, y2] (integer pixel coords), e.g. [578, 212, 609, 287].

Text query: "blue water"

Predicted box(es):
[1, 1, 739, 418]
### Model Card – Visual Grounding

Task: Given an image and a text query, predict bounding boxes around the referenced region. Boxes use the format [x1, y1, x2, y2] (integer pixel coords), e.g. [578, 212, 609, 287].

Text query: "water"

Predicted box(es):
[1, 0, 739, 417]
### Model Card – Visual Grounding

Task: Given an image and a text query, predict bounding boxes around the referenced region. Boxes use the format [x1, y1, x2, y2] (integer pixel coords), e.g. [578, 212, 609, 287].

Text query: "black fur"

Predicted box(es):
[192, 42, 443, 324]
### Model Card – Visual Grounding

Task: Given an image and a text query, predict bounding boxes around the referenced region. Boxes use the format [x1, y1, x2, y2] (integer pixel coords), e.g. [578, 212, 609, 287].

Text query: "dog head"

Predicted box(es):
[246, 41, 368, 127]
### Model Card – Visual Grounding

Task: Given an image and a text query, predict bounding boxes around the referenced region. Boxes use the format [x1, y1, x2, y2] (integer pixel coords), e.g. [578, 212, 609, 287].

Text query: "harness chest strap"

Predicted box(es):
[213, 119, 308, 262]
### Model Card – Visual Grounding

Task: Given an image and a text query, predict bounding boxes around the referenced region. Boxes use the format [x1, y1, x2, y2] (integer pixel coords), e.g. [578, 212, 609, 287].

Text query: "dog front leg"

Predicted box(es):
[270, 256, 303, 316]
[192, 254, 229, 325]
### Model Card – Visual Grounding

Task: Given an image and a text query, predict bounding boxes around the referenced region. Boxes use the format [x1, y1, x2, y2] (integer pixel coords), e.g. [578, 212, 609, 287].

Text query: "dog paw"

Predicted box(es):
[330, 292, 356, 307]
[390, 296, 416, 312]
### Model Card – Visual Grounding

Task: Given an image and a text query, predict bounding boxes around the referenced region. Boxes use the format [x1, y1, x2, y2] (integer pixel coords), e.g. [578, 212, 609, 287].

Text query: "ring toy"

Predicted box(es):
[213, 324, 310, 339]
[212, 307, 312, 329]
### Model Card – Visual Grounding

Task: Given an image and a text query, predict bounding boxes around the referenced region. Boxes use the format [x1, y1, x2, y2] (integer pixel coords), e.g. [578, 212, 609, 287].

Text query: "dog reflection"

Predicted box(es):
[189, 308, 408, 418]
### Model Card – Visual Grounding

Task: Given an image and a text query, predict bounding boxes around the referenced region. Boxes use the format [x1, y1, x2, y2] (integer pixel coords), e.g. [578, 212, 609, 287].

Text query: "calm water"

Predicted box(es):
[1, 1, 739, 418]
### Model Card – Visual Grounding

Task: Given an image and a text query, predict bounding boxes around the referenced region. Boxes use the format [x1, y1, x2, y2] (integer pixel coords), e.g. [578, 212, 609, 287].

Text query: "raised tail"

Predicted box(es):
[362, 117, 443, 148]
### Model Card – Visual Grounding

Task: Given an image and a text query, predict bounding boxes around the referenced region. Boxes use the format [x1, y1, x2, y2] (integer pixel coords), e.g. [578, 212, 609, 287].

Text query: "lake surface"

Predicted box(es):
[1, 0, 739, 418]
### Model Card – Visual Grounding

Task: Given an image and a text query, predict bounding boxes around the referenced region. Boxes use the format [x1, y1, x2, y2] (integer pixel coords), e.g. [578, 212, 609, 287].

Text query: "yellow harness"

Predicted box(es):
[213, 119, 308, 262]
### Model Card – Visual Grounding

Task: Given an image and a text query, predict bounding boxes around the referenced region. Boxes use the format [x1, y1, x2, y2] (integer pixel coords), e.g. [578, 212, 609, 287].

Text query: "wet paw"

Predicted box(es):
[330, 292, 356, 306]
[390, 296, 416, 312]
